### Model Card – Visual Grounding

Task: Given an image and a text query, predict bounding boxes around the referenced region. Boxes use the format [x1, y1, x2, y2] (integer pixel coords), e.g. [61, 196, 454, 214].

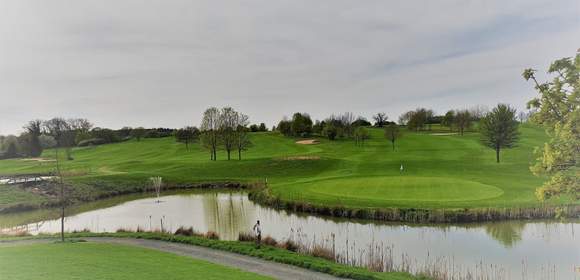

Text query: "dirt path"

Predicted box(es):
[1, 237, 347, 280]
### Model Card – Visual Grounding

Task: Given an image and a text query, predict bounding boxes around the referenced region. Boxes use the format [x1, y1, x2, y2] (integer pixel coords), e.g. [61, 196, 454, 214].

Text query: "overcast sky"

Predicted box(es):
[0, 0, 579, 134]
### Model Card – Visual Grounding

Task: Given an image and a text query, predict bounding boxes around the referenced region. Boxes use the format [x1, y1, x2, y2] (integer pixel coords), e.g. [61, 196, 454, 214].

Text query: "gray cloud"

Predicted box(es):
[0, 0, 579, 134]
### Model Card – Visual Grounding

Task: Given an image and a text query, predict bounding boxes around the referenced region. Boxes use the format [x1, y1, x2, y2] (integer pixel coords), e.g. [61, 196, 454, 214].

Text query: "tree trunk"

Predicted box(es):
[392, 141, 395, 151]
[227, 150, 231, 160]
[60, 205, 65, 242]
[496, 147, 500, 163]
[238, 149, 242, 160]
[55, 147, 65, 242]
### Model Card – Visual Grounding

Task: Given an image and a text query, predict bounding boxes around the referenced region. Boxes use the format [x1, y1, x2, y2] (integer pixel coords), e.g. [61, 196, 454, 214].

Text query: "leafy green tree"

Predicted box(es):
[523, 51, 579, 201]
[23, 120, 43, 157]
[323, 122, 338, 140]
[353, 117, 372, 127]
[384, 123, 402, 151]
[4, 140, 18, 158]
[479, 104, 520, 163]
[258, 123, 267, 132]
[441, 110, 455, 131]
[277, 118, 292, 136]
[312, 120, 324, 135]
[290, 113, 313, 137]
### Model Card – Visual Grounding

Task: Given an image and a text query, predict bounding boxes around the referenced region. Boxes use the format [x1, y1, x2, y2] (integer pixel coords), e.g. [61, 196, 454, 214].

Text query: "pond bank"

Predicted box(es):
[248, 185, 580, 223]
[0, 180, 251, 214]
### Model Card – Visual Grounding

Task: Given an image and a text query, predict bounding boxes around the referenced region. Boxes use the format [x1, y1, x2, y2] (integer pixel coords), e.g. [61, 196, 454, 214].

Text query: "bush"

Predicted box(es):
[175, 227, 195, 236]
[238, 232, 255, 242]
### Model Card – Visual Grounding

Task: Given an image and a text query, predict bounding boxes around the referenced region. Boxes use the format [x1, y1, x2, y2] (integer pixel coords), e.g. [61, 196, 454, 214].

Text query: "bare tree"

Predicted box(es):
[454, 110, 472, 136]
[175, 126, 200, 151]
[340, 112, 355, 138]
[373, 113, 388, 127]
[517, 111, 529, 123]
[354, 126, 370, 146]
[469, 105, 489, 121]
[234, 112, 251, 160]
[398, 111, 414, 125]
[220, 107, 238, 160]
[384, 123, 402, 151]
[42, 118, 69, 242]
[44, 118, 75, 160]
[201, 107, 221, 161]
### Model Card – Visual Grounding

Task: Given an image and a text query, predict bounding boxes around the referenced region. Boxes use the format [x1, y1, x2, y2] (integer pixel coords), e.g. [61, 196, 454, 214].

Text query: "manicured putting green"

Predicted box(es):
[0, 242, 271, 280]
[304, 176, 504, 202]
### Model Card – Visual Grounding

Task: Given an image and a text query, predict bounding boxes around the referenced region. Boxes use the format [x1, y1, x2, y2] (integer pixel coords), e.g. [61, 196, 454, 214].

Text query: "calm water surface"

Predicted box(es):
[4, 191, 579, 279]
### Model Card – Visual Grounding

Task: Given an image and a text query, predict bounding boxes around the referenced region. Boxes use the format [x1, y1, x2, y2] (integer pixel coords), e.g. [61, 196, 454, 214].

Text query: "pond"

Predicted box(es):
[2, 190, 578, 279]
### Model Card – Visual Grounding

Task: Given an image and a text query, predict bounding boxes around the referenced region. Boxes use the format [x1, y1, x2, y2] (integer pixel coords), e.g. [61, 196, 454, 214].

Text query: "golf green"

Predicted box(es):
[299, 176, 503, 203]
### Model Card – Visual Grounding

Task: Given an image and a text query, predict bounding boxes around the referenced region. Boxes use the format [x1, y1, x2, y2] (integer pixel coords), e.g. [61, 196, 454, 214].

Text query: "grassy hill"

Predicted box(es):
[0, 124, 574, 212]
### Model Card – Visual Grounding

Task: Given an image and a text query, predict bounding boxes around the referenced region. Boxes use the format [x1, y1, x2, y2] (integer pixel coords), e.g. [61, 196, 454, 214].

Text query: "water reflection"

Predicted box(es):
[483, 221, 526, 248]
[1, 191, 578, 279]
[203, 192, 255, 240]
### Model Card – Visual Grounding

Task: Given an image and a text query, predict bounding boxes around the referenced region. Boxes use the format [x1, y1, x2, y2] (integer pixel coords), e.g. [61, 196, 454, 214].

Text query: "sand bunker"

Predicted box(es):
[296, 139, 320, 145]
[279, 156, 321, 161]
[20, 158, 55, 162]
[429, 133, 458, 136]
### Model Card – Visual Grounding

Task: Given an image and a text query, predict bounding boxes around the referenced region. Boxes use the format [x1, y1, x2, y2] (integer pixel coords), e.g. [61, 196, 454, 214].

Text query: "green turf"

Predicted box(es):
[0, 124, 573, 210]
[0, 242, 271, 280]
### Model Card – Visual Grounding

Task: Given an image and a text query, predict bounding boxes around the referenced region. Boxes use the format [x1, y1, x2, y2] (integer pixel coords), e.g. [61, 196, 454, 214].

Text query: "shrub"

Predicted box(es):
[238, 232, 255, 242]
[262, 235, 278, 246]
[279, 239, 299, 252]
[175, 227, 195, 236]
[205, 231, 219, 240]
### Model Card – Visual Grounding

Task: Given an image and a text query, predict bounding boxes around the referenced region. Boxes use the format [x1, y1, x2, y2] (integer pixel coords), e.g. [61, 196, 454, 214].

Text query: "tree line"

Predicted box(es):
[274, 103, 521, 162]
[0, 112, 263, 161]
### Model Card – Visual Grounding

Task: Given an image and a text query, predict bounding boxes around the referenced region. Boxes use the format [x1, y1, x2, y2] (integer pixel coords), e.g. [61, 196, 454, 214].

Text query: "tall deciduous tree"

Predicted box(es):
[479, 104, 520, 163]
[290, 112, 313, 137]
[523, 51, 579, 201]
[373, 113, 388, 127]
[201, 107, 221, 161]
[234, 112, 251, 160]
[454, 110, 471, 136]
[23, 120, 43, 157]
[220, 107, 237, 160]
[353, 126, 370, 146]
[384, 123, 402, 151]
[441, 110, 455, 132]
[44, 118, 75, 160]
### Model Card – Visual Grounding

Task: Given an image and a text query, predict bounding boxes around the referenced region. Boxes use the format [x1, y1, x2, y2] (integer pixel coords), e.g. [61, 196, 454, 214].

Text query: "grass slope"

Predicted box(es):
[0, 124, 572, 210]
[0, 242, 271, 280]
